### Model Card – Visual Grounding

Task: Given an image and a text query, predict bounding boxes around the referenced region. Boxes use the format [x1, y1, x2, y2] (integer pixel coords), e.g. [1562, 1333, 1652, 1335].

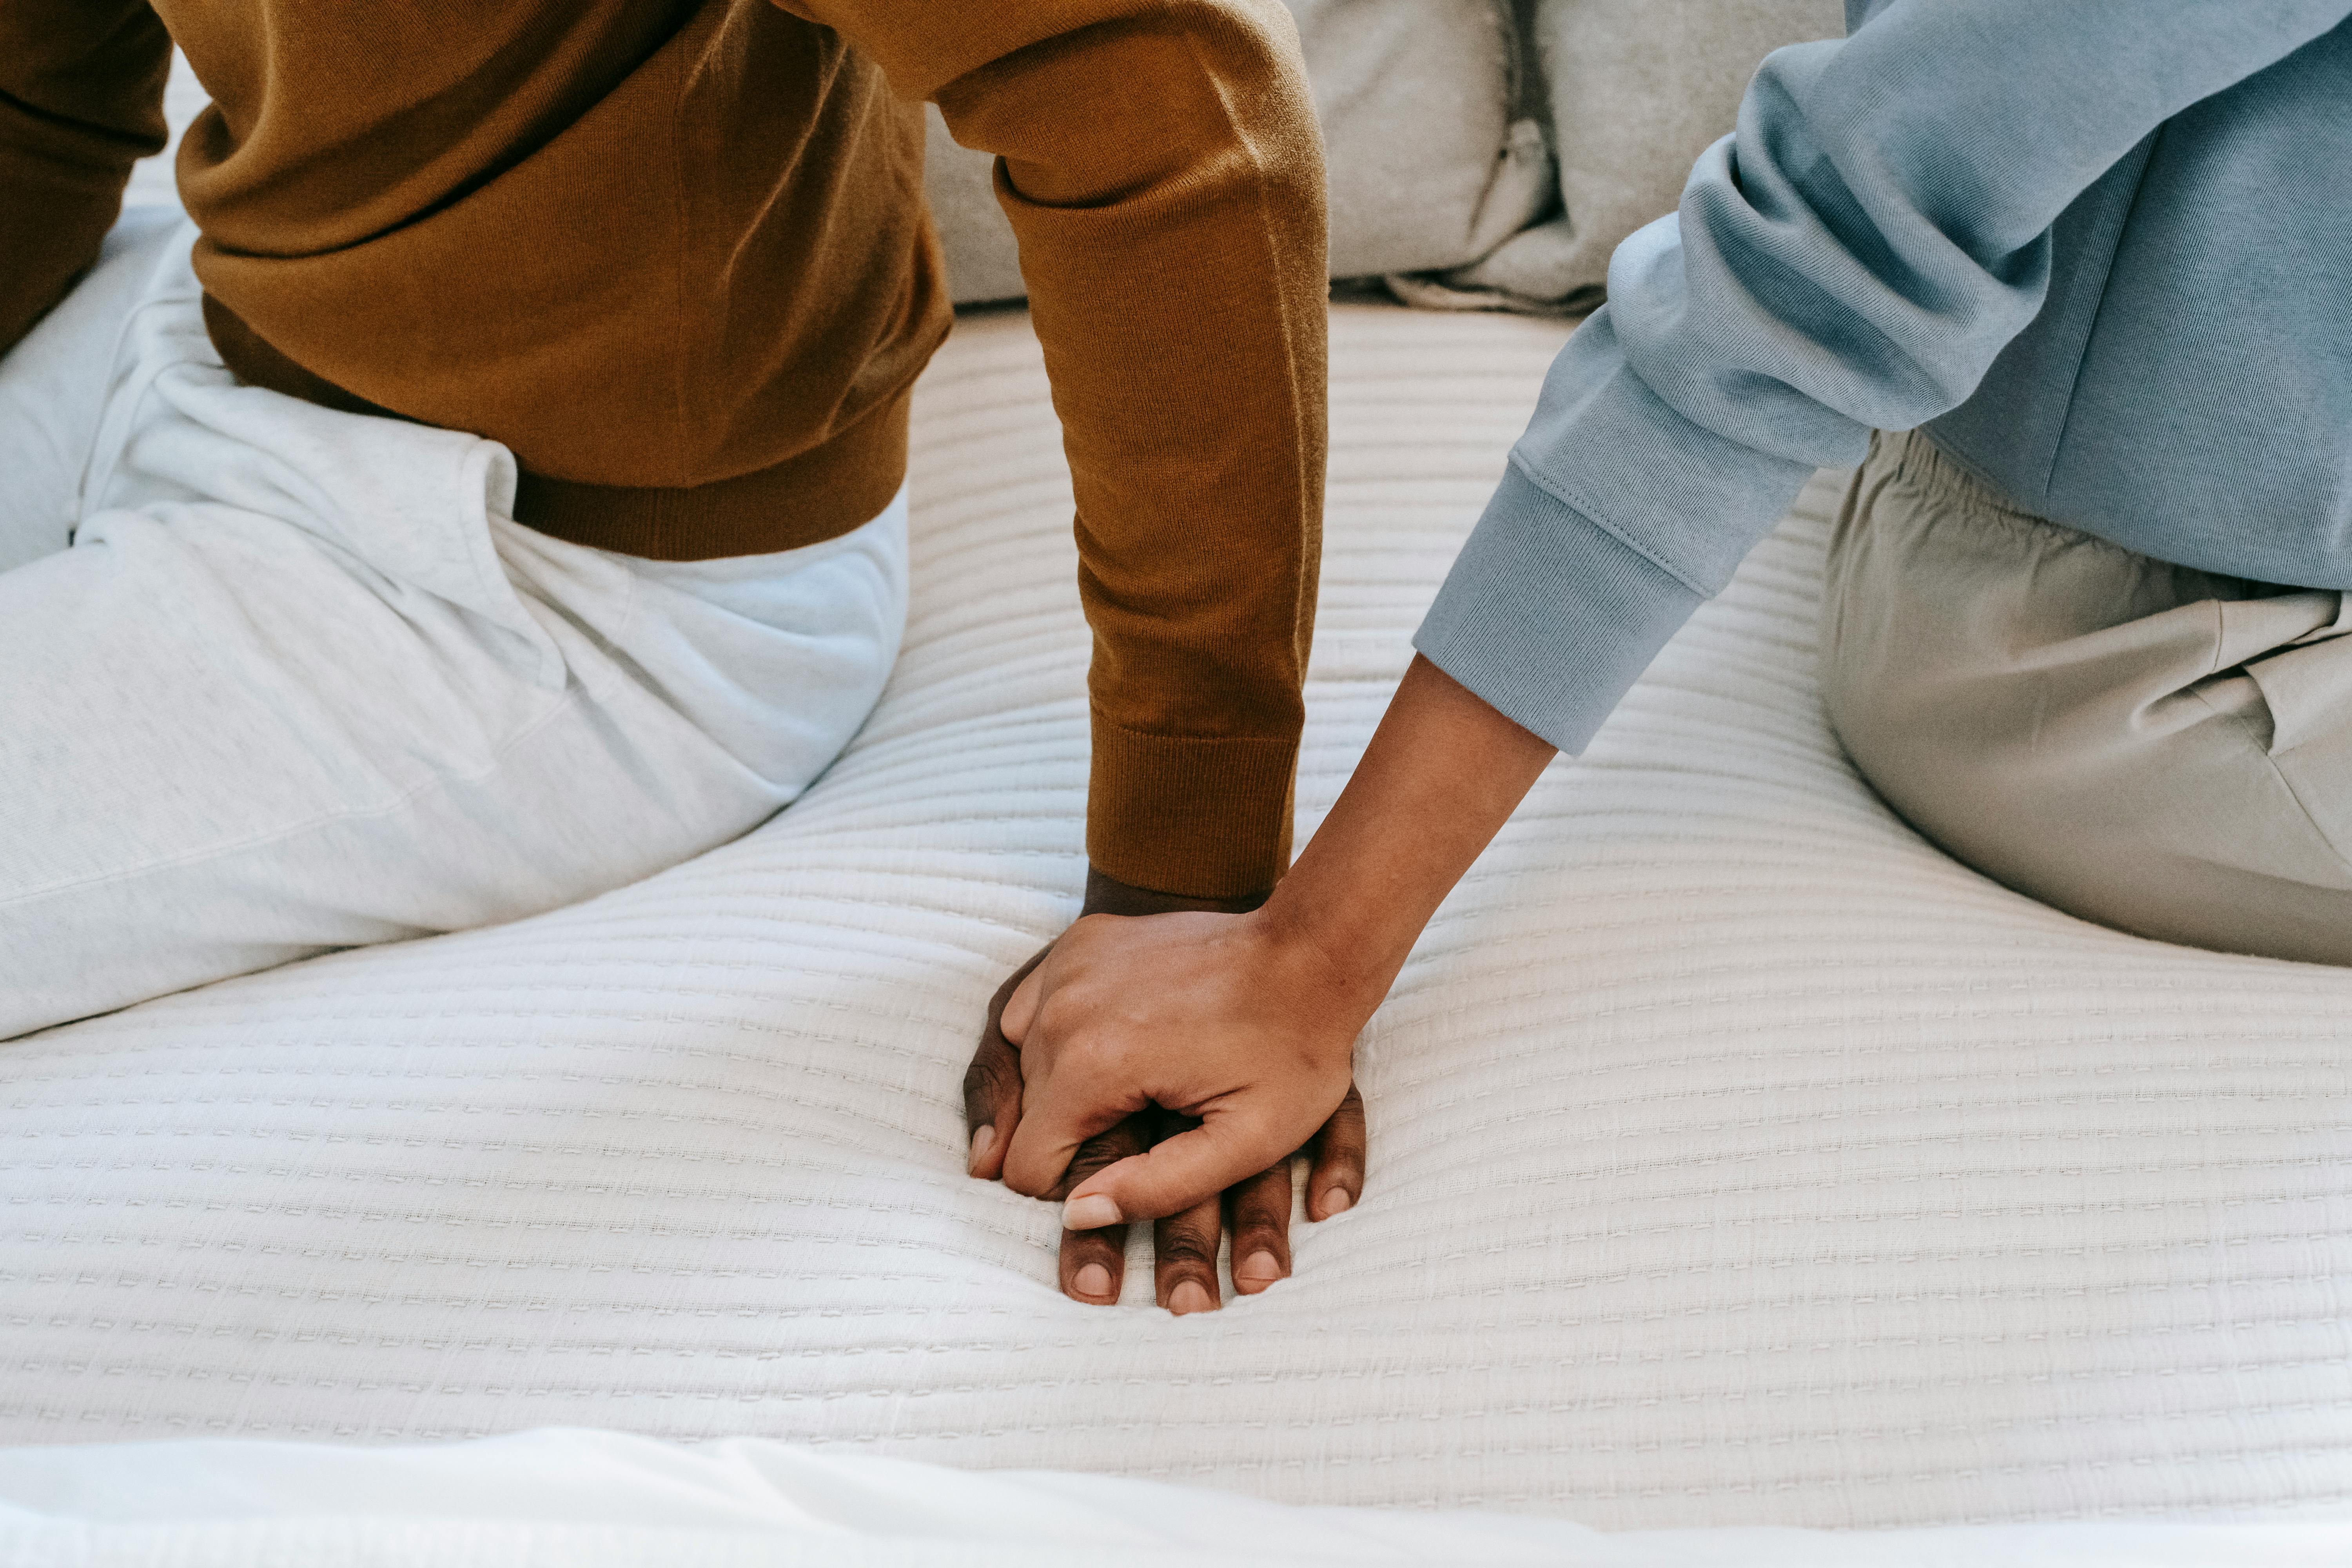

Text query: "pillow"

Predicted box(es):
[1479, 0, 1843, 307]
[922, 0, 1552, 303]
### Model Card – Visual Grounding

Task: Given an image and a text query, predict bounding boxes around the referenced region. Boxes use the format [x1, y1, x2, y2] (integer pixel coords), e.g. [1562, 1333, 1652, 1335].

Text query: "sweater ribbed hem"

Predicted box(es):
[1414, 462, 1705, 754]
[511, 396, 910, 560]
[1086, 713, 1297, 902]
[205, 291, 911, 562]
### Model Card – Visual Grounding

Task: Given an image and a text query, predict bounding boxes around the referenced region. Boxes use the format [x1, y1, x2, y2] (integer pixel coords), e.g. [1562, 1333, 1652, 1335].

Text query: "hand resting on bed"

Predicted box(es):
[969, 656, 1557, 1305]
[963, 870, 1366, 1313]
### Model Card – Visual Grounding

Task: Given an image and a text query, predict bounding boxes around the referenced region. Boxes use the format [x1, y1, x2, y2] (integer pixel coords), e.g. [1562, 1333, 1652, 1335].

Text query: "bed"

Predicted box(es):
[5, 302, 2351, 1539]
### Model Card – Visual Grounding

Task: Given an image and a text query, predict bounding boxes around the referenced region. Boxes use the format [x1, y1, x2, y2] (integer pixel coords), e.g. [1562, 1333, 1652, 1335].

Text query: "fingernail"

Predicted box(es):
[1169, 1280, 1215, 1315]
[1234, 1250, 1283, 1289]
[967, 1125, 996, 1176]
[1320, 1187, 1354, 1217]
[1073, 1262, 1113, 1299]
[1062, 1193, 1121, 1230]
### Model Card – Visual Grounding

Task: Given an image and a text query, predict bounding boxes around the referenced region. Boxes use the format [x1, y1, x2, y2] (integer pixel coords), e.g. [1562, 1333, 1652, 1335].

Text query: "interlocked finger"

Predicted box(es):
[1153, 1191, 1225, 1314]
[964, 940, 1053, 1181]
[1150, 1109, 1223, 1314]
[1055, 1112, 1149, 1305]
[1225, 1158, 1295, 1294]
[1305, 1081, 1368, 1221]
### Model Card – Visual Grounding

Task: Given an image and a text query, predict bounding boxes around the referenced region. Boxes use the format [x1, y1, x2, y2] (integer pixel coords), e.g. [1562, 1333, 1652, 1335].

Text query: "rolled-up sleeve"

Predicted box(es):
[1418, 0, 2352, 753]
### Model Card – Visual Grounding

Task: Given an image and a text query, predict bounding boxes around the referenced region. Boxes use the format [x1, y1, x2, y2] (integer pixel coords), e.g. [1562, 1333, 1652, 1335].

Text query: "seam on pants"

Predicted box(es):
[73, 294, 200, 529]
[71, 222, 205, 524]
[0, 680, 590, 913]
[2184, 680, 2352, 878]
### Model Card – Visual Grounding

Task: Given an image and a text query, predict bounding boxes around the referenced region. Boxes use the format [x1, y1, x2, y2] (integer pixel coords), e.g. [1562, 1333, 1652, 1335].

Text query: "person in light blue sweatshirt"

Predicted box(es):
[965, 0, 2352, 1241]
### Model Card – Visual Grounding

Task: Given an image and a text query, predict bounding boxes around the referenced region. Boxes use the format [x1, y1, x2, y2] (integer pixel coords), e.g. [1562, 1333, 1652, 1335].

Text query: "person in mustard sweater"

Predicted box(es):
[0, 1, 1359, 1312]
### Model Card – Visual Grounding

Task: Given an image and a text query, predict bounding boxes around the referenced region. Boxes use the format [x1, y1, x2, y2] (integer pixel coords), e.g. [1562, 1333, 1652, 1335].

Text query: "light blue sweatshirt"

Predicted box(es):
[1417, 0, 2352, 753]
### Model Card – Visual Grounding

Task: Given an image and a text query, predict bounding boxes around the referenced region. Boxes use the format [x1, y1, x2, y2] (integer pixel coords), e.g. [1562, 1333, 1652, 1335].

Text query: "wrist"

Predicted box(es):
[1249, 878, 1409, 1021]
[1081, 865, 1270, 920]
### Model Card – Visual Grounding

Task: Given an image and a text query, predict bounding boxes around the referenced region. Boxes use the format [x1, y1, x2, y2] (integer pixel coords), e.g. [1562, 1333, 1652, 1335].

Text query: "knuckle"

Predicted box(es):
[1152, 1231, 1219, 1269]
[1156, 1248, 1216, 1277]
[1064, 1153, 1114, 1184]
[1232, 1217, 1289, 1252]
[1056, 1156, 1125, 1196]
[1318, 1145, 1367, 1177]
[1322, 1124, 1368, 1165]
[1232, 1194, 1291, 1233]
[962, 1065, 1016, 1118]
[1107, 1118, 1153, 1155]
[1231, 1189, 1292, 1227]
[1065, 1139, 1129, 1181]
[1033, 982, 1091, 1030]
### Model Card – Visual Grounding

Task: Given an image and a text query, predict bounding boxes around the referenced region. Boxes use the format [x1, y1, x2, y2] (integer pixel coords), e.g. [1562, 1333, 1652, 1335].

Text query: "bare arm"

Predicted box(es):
[1260, 654, 1556, 1014]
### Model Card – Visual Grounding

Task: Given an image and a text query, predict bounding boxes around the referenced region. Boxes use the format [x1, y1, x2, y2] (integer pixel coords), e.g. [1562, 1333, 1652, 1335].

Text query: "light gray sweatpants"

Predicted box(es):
[1823, 428, 2352, 967]
[0, 213, 908, 1038]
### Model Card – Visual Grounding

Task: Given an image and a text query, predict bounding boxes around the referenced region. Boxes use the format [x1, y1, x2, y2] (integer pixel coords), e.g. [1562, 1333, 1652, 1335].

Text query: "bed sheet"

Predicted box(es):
[5, 1427, 2349, 1568]
[3, 307, 2350, 1529]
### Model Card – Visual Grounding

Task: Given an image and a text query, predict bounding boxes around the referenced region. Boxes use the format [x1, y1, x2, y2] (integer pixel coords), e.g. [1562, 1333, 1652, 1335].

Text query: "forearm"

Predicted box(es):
[1260, 655, 1554, 1003]
[940, 2, 1326, 900]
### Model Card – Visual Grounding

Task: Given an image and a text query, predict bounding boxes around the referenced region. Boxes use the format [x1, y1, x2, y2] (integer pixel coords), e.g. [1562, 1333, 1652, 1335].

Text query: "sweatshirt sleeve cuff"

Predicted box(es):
[1413, 461, 1706, 755]
[1085, 715, 1297, 901]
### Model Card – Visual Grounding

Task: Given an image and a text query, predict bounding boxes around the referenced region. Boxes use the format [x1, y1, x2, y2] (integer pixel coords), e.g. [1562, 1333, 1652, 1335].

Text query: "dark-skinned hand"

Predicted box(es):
[965, 657, 1558, 1311]
[963, 867, 1367, 1313]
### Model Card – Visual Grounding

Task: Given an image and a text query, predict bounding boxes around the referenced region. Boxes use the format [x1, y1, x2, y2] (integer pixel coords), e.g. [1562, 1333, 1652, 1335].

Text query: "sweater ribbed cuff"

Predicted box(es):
[1413, 462, 1706, 755]
[1085, 713, 1298, 901]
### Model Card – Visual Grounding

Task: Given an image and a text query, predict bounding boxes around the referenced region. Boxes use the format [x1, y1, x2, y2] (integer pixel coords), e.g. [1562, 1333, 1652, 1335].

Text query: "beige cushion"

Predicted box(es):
[922, 0, 1548, 303]
[1519, 0, 1845, 303]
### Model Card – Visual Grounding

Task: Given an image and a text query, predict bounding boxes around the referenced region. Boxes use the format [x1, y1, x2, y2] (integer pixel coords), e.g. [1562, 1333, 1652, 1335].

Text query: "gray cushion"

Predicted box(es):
[922, 0, 1544, 304]
[1506, 0, 1844, 305]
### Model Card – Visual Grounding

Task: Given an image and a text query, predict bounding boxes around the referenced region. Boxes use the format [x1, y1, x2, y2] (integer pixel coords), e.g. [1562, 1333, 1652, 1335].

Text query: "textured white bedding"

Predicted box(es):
[5, 306, 2351, 1530]
[6, 1428, 2349, 1568]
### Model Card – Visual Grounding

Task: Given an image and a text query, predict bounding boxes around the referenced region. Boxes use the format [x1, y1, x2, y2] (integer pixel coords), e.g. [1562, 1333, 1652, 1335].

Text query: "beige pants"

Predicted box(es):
[1822, 429, 2352, 966]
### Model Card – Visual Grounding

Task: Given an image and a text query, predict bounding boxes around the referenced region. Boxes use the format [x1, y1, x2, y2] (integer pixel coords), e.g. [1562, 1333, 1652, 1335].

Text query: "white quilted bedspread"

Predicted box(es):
[5, 307, 2351, 1531]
